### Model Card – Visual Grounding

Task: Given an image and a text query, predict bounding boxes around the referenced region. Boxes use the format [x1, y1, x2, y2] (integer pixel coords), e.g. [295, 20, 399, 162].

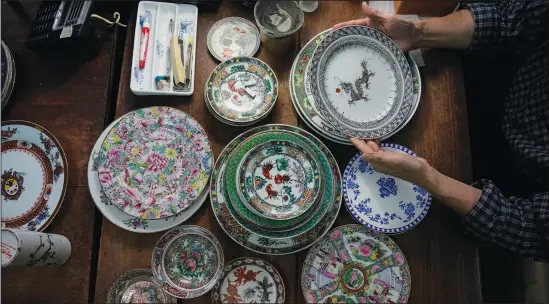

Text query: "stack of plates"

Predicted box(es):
[301, 224, 411, 303]
[87, 106, 213, 233]
[290, 28, 422, 144]
[211, 124, 342, 255]
[1, 121, 68, 231]
[1, 41, 16, 109]
[205, 57, 278, 126]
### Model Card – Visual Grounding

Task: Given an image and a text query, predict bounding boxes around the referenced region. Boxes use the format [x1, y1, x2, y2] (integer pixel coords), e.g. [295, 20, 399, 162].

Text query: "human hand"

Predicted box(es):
[350, 138, 434, 188]
[333, 2, 421, 52]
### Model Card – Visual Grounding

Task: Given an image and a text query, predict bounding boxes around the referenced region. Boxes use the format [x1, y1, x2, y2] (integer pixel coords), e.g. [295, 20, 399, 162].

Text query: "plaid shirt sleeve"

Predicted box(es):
[461, 0, 549, 51]
[462, 179, 549, 261]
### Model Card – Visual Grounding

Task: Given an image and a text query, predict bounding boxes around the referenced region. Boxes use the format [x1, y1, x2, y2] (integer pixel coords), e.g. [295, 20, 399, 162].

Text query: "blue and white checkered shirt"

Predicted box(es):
[460, 0, 548, 261]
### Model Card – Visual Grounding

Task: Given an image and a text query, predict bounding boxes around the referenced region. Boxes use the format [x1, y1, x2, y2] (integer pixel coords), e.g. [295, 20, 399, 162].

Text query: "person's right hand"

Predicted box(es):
[333, 2, 421, 52]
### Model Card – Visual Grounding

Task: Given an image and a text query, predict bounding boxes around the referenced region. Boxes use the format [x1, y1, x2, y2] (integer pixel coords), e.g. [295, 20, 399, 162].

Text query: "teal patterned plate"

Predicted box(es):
[237, 139, 322, 220]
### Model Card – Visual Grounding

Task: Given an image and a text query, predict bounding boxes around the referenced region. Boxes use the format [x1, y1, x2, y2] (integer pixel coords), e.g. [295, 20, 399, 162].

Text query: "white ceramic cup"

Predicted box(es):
[1, 228, 71, 267]
[299, 1, 318, 13]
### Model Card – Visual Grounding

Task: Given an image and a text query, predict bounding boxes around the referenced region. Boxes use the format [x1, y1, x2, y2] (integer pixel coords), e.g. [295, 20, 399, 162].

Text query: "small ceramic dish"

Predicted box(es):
[106, 268, 177, 303]
[207, 17, 260, 61]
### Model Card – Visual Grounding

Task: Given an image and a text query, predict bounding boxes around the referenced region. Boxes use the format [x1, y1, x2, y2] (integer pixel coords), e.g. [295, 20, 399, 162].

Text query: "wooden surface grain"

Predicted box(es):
[94, 2, 482, 304]
[1, 2, 114, 303]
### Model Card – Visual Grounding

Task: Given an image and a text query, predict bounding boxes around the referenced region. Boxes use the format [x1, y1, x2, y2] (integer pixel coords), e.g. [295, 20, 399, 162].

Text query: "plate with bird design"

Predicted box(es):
[308, 26, 413, 139]
[212, 257, 285, 303]
[343, 143, 431, 233]
[236, 139, 322, 220]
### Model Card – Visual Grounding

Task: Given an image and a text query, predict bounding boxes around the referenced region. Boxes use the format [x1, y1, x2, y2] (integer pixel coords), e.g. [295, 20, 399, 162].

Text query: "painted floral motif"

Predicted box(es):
[107, 269, 176, 304]
[97, 107, 212, 220]
[208, 18, 259, 61]
[1, 169, 25, 201]
[207, 58, 278, 123]
[1, 127, 17, 140]
[26, 233, 63, 267]
[26, 206, 50, 231]
[377, 177, 398, 198]
[302, 225, 411, 304]
[240, 140, 321, 220]
[39, 132, 63, 183]
[213, 258, 284, 304]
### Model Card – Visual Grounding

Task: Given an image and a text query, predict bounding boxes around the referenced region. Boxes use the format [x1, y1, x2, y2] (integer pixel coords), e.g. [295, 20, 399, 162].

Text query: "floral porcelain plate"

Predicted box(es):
[309, 26, 413, 139]
[225, 132, 325, 231]
[89, 112, 209, 233]
[211, 124, 342, 255]
[212, 257, 285, 303]
[343, 143, 431, 234]
[1, 121, 67, 231]
[205, 57, 278, 124]
[152, 225, 224, 299]
[207, 17, 260, 61]
[290, 29, 422, 144]
[237, 139, 322, 220]
[98, 106, 213, 220]
[301, 224, 411, 303]
[106, 269, 176, 304]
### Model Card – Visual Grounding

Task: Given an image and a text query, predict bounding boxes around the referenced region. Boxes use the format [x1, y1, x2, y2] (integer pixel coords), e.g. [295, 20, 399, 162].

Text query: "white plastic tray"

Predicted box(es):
[130, 1, 198, 96]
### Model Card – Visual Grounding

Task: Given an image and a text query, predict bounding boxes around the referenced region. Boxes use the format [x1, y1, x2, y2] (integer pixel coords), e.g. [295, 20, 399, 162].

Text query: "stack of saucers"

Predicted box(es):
[290, 28, 422, 144]
[152, 225, 224, 299]
[87, 106, 214, 233]
[211, 124, 342, 255]
[205, 57, 278, 126]
[2, 41, 16, 109]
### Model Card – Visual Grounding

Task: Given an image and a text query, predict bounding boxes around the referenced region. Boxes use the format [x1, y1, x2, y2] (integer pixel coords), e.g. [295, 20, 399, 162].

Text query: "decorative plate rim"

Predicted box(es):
[342, 143, 432, 234]
[206, 16, 261, 62]
[106, 268, 177, 304]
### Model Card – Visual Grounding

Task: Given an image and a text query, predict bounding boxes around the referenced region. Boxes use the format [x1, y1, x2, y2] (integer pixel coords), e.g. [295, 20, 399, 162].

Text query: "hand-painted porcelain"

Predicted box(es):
[98, 106, 213, 220]
[1, 228, 71, 267]
[290, 29, 421, 144]
[207, 17, 260, 61]
[225, 132, 324, 230]
[106, 269, 176, 304]
[212, 257, 285, 303]
[1, 41, 15, 109]
[210, 124, 342, 255]
[343, 143, 431, 234]
[237, 139, 321, 220]
[1, 121, 67, 232]
[89, 111, 209, 233]
[301, 224, 411, 303]
[206, 57, 278, 124]
[309, 26, 413, 139]
[152, 225, 224, 299]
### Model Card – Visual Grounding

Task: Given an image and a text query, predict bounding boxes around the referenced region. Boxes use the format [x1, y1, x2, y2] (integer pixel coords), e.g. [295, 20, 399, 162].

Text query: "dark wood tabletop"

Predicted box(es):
[2, 1, 482, 303]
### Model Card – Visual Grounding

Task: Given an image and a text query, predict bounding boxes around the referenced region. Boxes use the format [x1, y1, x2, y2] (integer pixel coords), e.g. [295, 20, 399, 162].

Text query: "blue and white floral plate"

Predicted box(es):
[343, 143, 431, 234]
[88, 111, 209, 233]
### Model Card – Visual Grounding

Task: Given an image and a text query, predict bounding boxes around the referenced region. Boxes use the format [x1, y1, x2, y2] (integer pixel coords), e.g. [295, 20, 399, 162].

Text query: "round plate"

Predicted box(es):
[291, 30, 421, 143]
[152, 225, 224, 299]
[211, 124, 342, 255]
[106, 269, 177, 304]
[2, 42, 15, 109]
[1, 42, 7, 92]
[206, 57, 278, 124]
[301, 224, 411, 303]
[98, 106, 213, 220]
[207, 17, 260, 61]
[225, 132, 324, 230]
[1, 121, 68, 231]
[309, 26, 413, 139]
[212, 257, 285, 303]
[220, 131, 332, 238]
[343, 143, 431, 234]
[89, 112, 210, 233]
[237, 139, 321, 220]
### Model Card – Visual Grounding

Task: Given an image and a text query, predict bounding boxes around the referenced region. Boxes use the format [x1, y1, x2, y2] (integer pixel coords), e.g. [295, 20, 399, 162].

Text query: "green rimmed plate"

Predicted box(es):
[206, 57, 278, 124]
[237, 139, 322, 220]
[210, 124, 342, 255]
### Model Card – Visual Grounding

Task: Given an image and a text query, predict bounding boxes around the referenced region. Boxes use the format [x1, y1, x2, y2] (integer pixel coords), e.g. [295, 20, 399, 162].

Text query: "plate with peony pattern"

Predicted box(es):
[152, 225, 224, 299]
[98, 106, 213, 220]
[1, 121, 67, 232]
[212, 257, 285, 303]
[301, 224, 411, 303]
[343, 143, 431, 234]
[237, 139, 321, 220]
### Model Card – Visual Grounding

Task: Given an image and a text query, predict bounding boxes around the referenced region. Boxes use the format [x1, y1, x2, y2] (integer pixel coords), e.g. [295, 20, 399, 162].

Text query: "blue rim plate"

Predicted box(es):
[343, 143, 431, 234]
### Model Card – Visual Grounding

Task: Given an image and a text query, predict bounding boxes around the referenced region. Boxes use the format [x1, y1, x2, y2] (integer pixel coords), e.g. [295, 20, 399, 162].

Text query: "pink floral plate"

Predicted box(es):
[98, 107, 213, 220]
[301, 224, 411, 303]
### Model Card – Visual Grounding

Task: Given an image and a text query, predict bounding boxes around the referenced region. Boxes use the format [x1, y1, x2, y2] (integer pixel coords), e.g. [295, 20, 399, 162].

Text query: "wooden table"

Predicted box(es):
[93, 2, 482, 303]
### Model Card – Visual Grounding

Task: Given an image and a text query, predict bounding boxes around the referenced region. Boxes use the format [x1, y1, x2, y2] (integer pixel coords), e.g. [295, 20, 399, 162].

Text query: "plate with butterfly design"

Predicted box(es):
[342, 143, 431, 234]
